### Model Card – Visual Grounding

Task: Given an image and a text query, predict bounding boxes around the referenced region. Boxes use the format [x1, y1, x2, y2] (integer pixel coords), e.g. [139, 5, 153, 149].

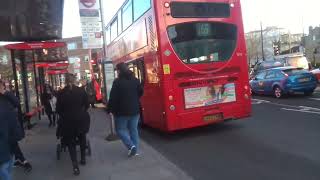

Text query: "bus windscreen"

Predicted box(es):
[167, 22, 237, 64]
[170, 2, 230, 18]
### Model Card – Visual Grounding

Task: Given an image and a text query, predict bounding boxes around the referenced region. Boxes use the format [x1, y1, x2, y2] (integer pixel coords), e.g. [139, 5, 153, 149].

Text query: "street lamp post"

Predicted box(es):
[260, 22, 265, 61]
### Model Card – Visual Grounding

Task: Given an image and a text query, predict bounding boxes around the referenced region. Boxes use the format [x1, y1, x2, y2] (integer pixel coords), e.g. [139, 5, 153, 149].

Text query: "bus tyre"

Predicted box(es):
[273, 86, 283, 98]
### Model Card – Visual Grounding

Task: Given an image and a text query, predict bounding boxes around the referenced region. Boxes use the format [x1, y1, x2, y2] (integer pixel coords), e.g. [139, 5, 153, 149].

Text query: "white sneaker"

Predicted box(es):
[128, 146, 137, 157]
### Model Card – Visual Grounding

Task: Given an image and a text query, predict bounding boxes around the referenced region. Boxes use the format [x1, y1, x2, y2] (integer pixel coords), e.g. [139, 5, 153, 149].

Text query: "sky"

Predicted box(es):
[63, 0, 320, 38]
[1, 0, 319, 45]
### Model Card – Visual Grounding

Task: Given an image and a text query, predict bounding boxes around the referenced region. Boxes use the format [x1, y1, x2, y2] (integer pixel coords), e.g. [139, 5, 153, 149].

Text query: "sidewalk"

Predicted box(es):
[13, 107, 193, 180]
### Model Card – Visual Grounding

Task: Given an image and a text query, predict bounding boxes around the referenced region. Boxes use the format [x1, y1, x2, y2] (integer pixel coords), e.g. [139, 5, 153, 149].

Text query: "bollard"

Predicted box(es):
[105, 113, 119, 141]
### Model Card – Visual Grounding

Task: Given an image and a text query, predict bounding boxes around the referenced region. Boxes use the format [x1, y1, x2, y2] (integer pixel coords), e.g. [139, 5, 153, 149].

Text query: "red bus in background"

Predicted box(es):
[105, 0, 251, 131]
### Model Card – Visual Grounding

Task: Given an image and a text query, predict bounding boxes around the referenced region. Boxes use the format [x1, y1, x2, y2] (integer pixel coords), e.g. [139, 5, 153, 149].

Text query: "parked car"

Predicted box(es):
[310, 68, 320, 83]
[250, 67, 318, 98]
[250, 54, 309, 79]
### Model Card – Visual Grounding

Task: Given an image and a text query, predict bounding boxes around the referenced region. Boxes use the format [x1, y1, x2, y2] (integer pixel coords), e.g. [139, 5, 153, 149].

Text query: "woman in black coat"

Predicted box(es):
[41, 85, 55, 127]
[56, 74, 89, 176]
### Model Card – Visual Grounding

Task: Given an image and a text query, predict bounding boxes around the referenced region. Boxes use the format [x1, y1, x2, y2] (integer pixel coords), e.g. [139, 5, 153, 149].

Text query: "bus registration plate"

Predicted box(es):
[203, 113, 223, 122]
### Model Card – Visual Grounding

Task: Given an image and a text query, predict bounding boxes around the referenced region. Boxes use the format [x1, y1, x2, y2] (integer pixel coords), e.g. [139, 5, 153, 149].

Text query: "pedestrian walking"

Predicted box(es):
[0, 80, 33, 173]
[85, 80, 96, 108]
[107, 63, 144, 157]
[49, 93, 57, 126]
[12, 142, 32, 173]
[41, 85, 55, 127]
[0, 79, 24, 180]
[56, 74, 90, 176]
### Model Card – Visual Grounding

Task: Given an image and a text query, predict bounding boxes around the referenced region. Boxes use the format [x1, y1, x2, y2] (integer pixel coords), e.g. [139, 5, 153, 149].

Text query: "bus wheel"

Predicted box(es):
[273, 86, 283, 98]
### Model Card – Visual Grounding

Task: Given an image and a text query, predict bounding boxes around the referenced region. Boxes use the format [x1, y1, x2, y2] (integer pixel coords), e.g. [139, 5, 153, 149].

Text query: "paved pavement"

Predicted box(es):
[13, 107, 192, 180]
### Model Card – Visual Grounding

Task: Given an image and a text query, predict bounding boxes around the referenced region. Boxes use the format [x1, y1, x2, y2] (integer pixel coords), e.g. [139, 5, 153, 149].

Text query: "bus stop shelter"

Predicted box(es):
[4, 42, 68, 128]
[36, 62, 69, 90]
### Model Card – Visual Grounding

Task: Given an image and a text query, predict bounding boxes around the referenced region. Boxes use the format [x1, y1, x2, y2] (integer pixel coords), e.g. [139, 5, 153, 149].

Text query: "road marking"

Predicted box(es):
[281, 108, 320, 115]
[251, 98, 270, 104]
[252, 98, 320, 115]
[298, 106, 320, 111]
[252, 99, 271, 103]
[309, 98, 320, 101]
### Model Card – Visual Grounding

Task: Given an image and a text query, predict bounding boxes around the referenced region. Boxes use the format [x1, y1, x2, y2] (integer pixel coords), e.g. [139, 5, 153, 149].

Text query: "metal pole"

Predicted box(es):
[99, 0, 108, 103]
[260, 22, 265, 61]
[10, 50, 24, 132]
[32, 51, 41, 120]
[20, 52, 30, 114]
[98, 0, 117, 141]
[105, 113, 118, 141]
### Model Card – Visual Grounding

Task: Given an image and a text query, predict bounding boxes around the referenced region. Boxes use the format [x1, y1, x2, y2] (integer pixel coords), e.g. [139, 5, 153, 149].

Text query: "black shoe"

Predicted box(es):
[23, 162, 32, 173]
[13, 160, 24, 167]
[73, 167, 80, 176]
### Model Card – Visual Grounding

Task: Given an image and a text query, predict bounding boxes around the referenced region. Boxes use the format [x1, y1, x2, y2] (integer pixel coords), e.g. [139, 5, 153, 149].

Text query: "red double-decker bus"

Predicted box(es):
[105, 0, 251, 131]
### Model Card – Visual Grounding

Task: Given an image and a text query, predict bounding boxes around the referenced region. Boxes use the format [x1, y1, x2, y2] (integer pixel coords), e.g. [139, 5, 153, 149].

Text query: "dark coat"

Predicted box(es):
[41, 92, 52, 114]
[56, 85, 90, 138]
[107, 72, 143, 116]
[0, 92, 24, 164]
[85, 82, 96, 104]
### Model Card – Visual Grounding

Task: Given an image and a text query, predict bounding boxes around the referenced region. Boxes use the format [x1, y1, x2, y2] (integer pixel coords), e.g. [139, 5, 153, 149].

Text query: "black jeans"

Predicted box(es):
[67, 133, 87, 167]
[46, 112, 56, 125]
[12, 142, 26, 162]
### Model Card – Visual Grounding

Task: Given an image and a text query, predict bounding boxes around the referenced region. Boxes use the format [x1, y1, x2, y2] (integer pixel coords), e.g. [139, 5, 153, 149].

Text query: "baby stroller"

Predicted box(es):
[56, 119, 92, 160]
[56, 137, 91, 160]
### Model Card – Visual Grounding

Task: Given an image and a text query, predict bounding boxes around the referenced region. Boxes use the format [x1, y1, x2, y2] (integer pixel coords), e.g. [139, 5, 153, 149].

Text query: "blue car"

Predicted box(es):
[250, 67, 318, 98]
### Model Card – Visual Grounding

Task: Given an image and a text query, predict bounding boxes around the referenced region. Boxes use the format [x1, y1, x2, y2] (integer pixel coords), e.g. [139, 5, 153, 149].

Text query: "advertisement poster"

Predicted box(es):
[78, 0, 103, 49]
[184, 83, 236, 109]
[104, 62, 115, 101]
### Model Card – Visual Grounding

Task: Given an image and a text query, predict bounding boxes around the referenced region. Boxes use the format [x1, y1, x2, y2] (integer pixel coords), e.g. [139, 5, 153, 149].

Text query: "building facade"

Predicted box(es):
[302, 26, 320, 66]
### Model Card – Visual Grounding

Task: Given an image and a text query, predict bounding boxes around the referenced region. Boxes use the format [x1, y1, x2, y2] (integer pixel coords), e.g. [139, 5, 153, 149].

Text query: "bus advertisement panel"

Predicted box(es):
[184, 83, 236, 109]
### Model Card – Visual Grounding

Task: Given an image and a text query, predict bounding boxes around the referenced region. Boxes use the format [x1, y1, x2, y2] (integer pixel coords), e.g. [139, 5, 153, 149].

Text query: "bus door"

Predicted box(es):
[127, 58, 163, 126]
[132, 57, 164, 128]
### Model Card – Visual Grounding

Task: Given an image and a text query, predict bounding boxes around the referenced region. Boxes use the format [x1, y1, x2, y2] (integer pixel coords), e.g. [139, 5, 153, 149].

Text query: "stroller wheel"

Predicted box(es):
[86, 140, 92, 156]
[57, 144, 61, 160]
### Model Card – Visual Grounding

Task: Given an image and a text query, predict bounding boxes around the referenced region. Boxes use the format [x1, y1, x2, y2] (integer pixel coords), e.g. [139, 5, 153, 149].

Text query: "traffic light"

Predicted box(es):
[273, 42, 280, 56]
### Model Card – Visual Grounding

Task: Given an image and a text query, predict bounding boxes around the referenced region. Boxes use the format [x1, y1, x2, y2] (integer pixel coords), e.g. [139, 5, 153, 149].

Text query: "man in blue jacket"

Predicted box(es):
[0, 80, 24, 180]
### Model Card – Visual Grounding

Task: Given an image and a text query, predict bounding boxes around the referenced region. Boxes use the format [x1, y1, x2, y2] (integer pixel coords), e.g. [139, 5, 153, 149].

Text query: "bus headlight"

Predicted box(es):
[164, 2, 170, 8]
[169, 105, 176, 111]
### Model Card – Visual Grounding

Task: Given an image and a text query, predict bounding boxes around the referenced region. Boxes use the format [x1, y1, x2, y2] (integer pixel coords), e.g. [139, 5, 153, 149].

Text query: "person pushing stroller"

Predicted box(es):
[56, 74, 90, 176]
